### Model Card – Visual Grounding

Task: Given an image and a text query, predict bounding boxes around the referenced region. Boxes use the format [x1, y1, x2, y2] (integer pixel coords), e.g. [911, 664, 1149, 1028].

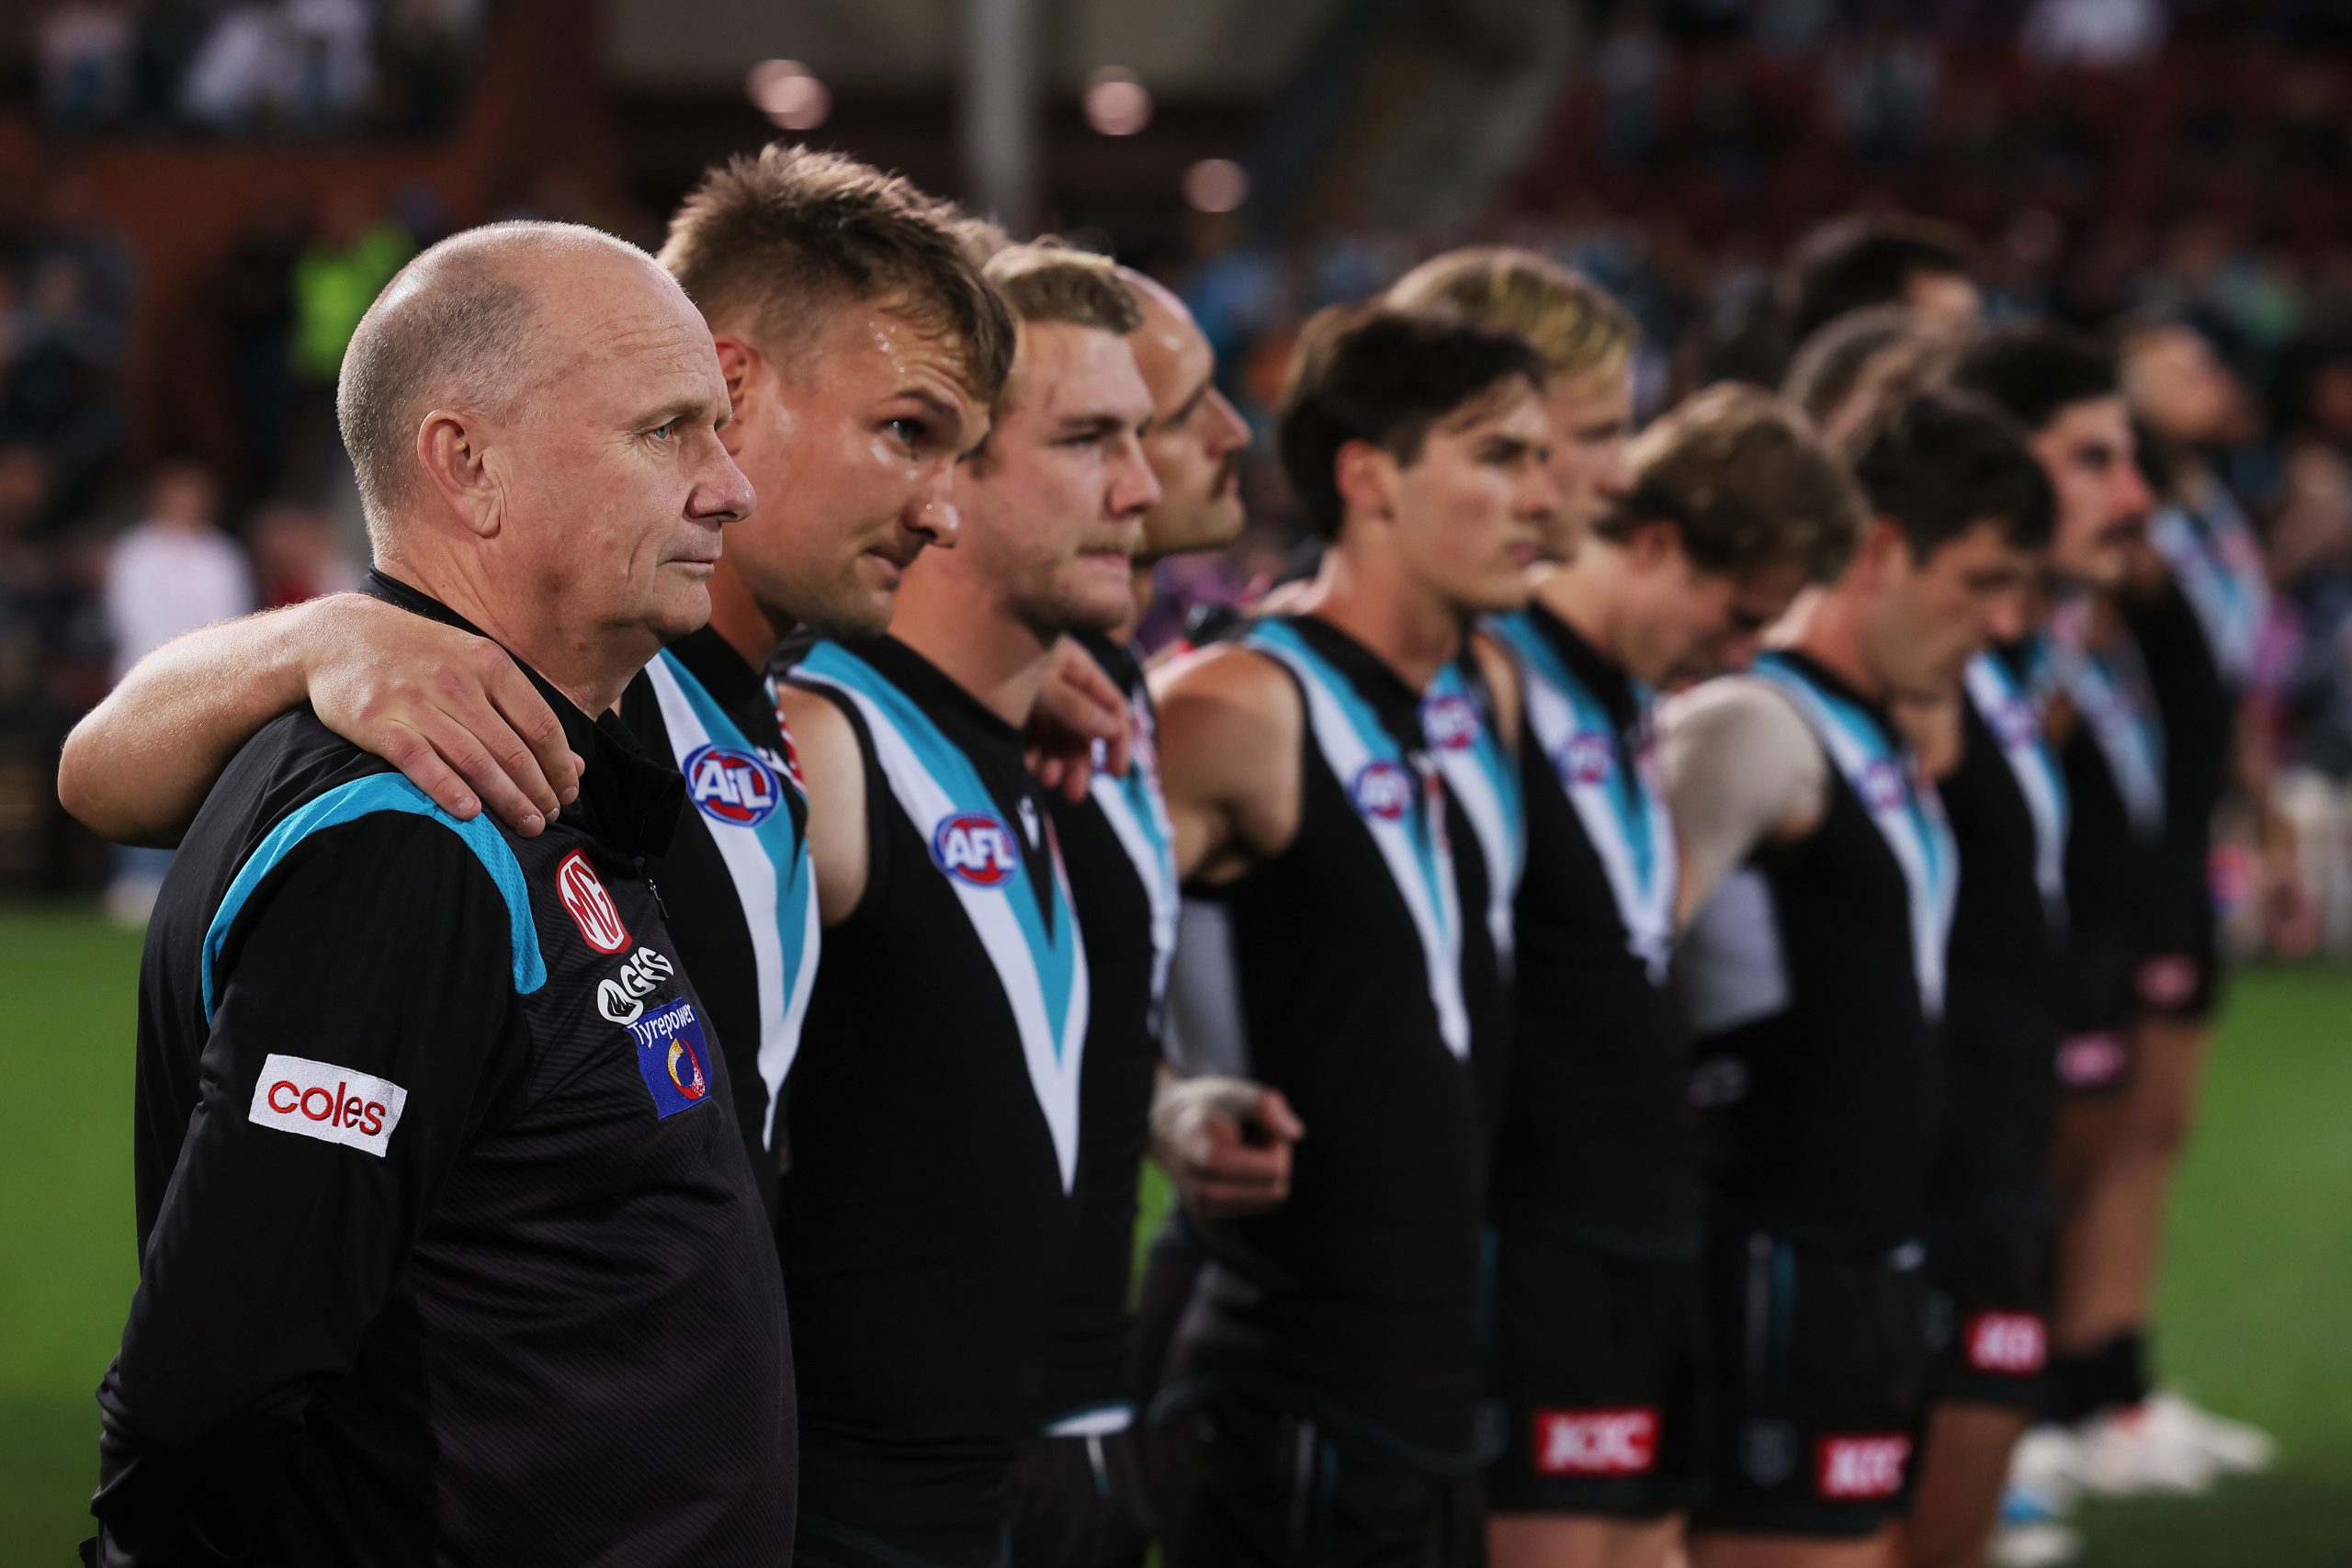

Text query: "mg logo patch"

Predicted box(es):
[556, 851, 631, 954]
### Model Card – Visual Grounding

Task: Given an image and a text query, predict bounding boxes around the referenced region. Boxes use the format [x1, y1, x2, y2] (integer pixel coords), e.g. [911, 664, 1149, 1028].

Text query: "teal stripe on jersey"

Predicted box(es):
[202, 774, 545, 1019]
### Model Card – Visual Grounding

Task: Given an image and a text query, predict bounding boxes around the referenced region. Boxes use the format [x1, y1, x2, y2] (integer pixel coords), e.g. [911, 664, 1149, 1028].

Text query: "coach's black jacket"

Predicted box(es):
[88, 574, 793, 1566]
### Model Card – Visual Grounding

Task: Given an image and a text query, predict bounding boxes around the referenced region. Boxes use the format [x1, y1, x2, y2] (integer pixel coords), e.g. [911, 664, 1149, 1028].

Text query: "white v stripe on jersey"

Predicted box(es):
[1963, 652, 2069, 923]
[1088, 689, 1179, 1025]
[645, 653, 821, 1139]
[1247, 622, 1470, 1059]
[795, 662, 1091, 1190]
[1757, 656, 1958, 1019]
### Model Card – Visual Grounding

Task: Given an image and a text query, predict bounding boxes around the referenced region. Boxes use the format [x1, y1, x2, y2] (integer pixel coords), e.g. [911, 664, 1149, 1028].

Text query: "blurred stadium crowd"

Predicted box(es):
[8, 0, 2352, 953]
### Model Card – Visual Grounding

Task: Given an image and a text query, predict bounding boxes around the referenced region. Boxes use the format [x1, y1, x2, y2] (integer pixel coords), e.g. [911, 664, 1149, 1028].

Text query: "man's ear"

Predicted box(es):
[1853, 514, 1910, 587]
[415, 409, 502, 539]
[1334, 439, 1398, 526]
[1623, 516, 1683, 570]
[713, 335, 759, 455]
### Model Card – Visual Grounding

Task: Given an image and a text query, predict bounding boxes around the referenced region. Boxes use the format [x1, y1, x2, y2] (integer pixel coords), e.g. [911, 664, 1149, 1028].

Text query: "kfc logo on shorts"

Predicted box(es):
[247, 1054, 408, 1156]
[933, 812, 1020, 887]
[596, 945, 677, 1025]
[2058, 1032, 2130, 1089]
[1351, 760, 1416, 821]
[2136, 954, 2199, 1009]
[1860, 758, 1907, 813]
[556, 851, 631, 954]
[1533, 1408, 1658, 1476]
[1420, 692, 1481, 751]
[1966, 1312, 2048, 1376]
[1815, 1435, 1911, 1500]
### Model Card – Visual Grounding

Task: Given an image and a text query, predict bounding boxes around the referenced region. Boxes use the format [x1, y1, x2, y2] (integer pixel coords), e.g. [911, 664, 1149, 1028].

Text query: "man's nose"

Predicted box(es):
[694, 437, 755, 525]
[1110, 434, 1162, 516]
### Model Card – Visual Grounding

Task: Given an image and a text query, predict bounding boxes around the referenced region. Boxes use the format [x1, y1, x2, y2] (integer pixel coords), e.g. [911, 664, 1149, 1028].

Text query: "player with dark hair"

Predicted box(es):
[1480, 382, 1864, 1568]
[1148, 304, 1554, 1563]
[1782, 215, 1980, 348]
[1664, 389, 2051, 1567]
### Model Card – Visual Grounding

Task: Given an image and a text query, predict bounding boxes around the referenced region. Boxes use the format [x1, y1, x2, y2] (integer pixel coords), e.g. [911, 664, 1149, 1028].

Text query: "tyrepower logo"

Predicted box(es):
[628, 998, 712, 1118]
[247, 1054, 408, 1156]
[596, 946, 676, 1025]
[1815, 1434, 1911, 1500]
[1532, 1408, 1657, 1476]
[556, 851, 631, 954]
[1966, 1312, 2048, 1376]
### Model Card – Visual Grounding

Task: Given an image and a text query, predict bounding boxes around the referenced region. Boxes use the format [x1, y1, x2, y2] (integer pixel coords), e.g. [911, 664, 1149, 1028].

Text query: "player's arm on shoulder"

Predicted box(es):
[1469, 630, 1522, 757]
[95, 808, 525, 1558]
[1659, 674, 1827, 925]
[776, 682, 871, 925]
[60, 593, 578, 849]
[1150, 642, 1303, 884]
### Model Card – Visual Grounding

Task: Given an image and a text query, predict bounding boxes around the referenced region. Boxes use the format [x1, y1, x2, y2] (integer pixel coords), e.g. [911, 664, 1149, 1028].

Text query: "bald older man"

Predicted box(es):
[85, 223, 790, 1567]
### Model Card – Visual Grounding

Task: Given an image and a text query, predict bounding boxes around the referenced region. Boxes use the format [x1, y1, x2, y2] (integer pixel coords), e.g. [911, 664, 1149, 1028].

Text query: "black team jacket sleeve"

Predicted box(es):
[94, 816, 524, 1563]
[89, 571, 793, 1568]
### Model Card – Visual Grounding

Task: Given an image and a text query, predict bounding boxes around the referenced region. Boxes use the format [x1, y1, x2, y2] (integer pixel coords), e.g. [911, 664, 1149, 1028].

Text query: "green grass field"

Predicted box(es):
[6, 905, 2347, 1562]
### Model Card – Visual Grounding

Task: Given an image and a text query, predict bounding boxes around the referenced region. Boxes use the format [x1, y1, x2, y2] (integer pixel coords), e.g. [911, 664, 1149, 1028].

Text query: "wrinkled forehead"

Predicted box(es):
[552, 300, 724, 419]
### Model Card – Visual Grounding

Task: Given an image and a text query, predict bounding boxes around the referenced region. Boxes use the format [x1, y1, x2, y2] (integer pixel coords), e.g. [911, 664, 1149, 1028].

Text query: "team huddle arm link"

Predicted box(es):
[1026, 636, 1133, 801]
[58, 593, 579, 848]
[1659, 675, 1828, 926]
[1142, 645, 1308, 1218]
[89, 816, 525, 1566]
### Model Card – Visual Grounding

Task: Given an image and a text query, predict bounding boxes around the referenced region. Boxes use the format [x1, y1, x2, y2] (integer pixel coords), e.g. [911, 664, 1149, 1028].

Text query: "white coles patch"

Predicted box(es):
[248, 1054, 409, 1156]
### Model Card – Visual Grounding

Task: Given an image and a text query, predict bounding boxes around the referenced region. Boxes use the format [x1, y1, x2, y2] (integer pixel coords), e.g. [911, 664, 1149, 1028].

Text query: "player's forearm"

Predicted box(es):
[60, 603, 319, 846]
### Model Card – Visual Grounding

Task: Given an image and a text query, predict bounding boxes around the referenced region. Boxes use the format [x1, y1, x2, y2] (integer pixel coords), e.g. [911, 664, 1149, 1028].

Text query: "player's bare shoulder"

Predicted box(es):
[1150, 640, 1306, 880]
[775, 679, 871, 924]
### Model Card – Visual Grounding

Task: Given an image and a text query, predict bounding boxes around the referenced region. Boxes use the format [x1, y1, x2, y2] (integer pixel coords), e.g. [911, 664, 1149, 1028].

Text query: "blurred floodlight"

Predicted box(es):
[1182, 159, 1250, 214]
[1084, 67, 1151, 137]
[748, 59, 831, 131]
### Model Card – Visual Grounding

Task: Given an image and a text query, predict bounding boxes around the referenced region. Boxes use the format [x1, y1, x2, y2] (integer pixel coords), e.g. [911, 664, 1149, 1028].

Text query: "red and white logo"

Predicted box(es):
[932, 812, 1021, 887]
[2057, 1032, 2130, 1089]
[2136, 953, 2199, 1009]
[1966, 1312, 2048, 1376]
[556, 850, 631, 953]
[1815, 1434, 1911, 1500]
[1533, 1408, 1658, 1476]
[1420, 692, 1481, 750]
[247, 1053, 407, 1156]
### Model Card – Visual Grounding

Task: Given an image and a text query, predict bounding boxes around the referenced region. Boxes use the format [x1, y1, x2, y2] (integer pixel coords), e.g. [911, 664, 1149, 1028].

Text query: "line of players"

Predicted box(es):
[62, 158, 2272, 1568]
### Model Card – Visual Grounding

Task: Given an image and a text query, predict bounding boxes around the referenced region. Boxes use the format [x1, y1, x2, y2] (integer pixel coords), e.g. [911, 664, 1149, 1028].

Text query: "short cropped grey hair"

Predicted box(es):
[336, 220, 645, 554]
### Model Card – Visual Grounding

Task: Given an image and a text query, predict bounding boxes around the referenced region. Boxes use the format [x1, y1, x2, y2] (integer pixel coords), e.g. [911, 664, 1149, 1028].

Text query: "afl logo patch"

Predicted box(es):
[556, 850, 631, 954]
[1860, 758, 1906, 813]
[1351, 760, 1415, 821]
[684, 743, 781, 827]
[1419, 692, 1480, 750]
[1563, 731, 1615, 784]
[1996, 698, 2040, 752]
[933, 812, 1020, 886]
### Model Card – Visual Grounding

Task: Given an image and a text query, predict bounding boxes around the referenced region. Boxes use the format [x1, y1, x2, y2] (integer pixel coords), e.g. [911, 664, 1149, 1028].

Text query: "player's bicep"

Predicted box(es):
[1661, 679, 1824, 922]
[777, 685, 870, 925]
[1153, 648, 1301, 883]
